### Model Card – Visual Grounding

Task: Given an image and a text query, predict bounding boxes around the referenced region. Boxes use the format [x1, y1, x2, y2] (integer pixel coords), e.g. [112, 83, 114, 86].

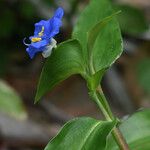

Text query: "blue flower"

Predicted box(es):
[24, 7, 64, 59]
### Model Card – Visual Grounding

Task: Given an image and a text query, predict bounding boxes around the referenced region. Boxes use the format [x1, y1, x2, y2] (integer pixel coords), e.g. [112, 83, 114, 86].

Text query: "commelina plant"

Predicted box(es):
[24, 0, 150, 150]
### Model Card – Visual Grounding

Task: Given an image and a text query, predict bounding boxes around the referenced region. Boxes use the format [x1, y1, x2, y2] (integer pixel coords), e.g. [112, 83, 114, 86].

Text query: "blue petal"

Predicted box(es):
[34, 20, 48, 36]
[32, 7, 64, 40]
[54, 7, 64, 19]
[48, 17, 62, 38]
[24, 7, 64, 59]
[26, 40, 49, 59]
[32, 39, 49, 49]
[26, 47, 35, 59]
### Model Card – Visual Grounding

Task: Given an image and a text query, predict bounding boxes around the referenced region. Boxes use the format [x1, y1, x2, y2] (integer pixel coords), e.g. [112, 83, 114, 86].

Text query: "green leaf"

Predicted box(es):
[45, 117, 117, 150]
[0, 80, 27, 120]
[106, 109, 150, 150]
[114, 4, 149, 36]
[35, 39, 85, 102]
[73, 0, 122, 73]
[87, 11, 121, 54]
[136, 58, 150, 95]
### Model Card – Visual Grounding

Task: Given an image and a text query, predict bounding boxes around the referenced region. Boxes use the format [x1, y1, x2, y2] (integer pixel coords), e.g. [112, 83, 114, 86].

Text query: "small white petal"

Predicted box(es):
[42, 38, 57, 58]
[51, 38, 57, 47]
[42, 46, 53, 58]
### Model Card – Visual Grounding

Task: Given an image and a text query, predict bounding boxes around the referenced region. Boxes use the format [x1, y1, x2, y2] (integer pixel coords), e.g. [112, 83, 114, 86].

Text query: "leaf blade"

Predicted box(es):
[92, 18, 122, 72]
[72, 0, 123, 73]
[45, 117, 116, 150]
[35, 39, 85, 102]
[87, 11, 121, 53]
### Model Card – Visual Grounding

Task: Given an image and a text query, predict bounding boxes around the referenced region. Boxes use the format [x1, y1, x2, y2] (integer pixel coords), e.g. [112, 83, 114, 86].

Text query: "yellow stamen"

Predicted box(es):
[31, 37, 42, 42]
[38, 26, 44, 37]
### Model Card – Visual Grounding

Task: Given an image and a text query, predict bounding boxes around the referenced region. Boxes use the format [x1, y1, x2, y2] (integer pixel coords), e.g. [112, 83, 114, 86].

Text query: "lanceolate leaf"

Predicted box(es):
[106, 109, 150, 150]
[87, 11, 121, 54]
[87, 11, 121, 75]
[35, 39, 85, 102]
[45, 117, 116, 150]
[73, 0, 122, 73]
[92, 18, 122, 72]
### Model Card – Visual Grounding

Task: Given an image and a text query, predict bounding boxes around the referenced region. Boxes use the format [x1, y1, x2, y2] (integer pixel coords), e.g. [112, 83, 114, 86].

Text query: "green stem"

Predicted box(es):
[94, 92, 112, 121]
[87, 47, 129, 149]
[112, 128, 130, 150]
[93, 86, 130, 150]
